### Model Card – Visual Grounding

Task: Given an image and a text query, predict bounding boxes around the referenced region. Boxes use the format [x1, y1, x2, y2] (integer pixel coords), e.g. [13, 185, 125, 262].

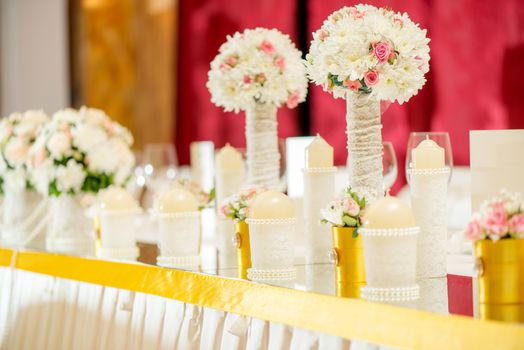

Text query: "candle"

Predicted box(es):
[363, 195, 416, 229]
[249, 190, 294, 219]
[100, 187, 138, 211]
[159, 188, 199, 212]
[216, 143, 243, 171]
[305, 134, 334, 168]
[412, 137, 445, 169]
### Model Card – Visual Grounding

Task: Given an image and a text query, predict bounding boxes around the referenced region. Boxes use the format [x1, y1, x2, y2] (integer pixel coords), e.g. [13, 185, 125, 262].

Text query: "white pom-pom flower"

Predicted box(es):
[207, 27, 308, 112]
[306, 5, 430, 104]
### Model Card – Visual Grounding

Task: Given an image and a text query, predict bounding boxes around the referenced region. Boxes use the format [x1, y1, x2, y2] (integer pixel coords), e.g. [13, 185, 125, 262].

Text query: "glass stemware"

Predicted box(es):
[405, 132, 453, 184]
[382, 141, 398, 194]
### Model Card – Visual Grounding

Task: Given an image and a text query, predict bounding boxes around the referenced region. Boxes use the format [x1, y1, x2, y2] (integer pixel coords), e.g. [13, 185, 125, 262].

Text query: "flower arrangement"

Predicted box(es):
[0, 110, 49, 194]
[171, 178, 215, 210]
[465, 190, 524, 242]
[207, 28, 308, 112]
[28, 107, 135, 196]
[220, 187, 267, 221]
[321, 187, 366, 236]
[306, 4, 430, 104]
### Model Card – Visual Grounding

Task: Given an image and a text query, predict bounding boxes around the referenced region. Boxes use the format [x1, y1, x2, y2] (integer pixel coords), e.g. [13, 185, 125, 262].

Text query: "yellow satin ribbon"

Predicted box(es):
[1, 247, 523, 350]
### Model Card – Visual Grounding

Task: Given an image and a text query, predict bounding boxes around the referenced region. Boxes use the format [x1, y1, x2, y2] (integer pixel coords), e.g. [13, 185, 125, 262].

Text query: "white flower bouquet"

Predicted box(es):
[321, 187, 366, 236]
[0, 110, 49, 193]
[207, 27, 308, 112]
[220, 187, 267, 221]
[28, 107, 135, 196]
[306, 4, 430, 104]
[171, 178, 215, 210]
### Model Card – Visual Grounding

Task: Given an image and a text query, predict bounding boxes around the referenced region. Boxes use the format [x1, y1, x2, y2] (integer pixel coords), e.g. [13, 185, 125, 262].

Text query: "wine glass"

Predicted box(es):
[382, 141, 398, 194]
[143, 143, 178, 181]
[405, 132, 453, 184]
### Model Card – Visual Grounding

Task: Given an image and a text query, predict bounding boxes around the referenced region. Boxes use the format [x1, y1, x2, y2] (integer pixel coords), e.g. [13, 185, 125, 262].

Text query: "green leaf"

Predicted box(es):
[342, 215, 357, 227]
[49, 179, 60, 197]
[352, 228, 359, 238]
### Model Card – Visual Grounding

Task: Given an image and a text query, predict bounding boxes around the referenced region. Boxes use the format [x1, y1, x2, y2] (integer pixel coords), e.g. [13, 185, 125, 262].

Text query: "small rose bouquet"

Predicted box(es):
[321, 187, 366, 236]
[28, 107, 135, 196]
[207, 28, 308, 112]
[171, 178, 215, 210]
[465, 190, 524, 242]
[306, 4, 430, 104]
[0, 110, 49, 194]
[220, 187, 267, 221]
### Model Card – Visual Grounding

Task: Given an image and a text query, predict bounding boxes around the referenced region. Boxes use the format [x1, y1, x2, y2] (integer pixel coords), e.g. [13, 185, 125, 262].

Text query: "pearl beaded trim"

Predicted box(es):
[157, 255, 201, 268]
[359, 226, 420, 237]
[407, 167, 451, 176]
[302, 167, 338, 174]
[360, 285, 420, 302]
[247, 267, 297, 281]
[246, 217, 297, 225]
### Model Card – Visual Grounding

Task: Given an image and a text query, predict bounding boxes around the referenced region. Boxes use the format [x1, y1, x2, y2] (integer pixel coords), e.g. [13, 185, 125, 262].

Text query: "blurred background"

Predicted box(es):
[1, 0, 524, 192]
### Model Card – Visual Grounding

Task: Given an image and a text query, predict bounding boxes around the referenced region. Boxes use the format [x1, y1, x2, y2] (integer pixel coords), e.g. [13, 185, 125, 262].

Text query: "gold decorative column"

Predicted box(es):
[233, 220, 251, 279]
[475, 239, 524, 322]
[330, 227, 366, 298]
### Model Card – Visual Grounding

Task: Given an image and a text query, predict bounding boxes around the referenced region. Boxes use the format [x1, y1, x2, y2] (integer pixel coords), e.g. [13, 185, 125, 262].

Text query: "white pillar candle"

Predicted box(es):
[99, 187, 140, 261]
[363, 195, 416, 229]
[412, 137, 445, 169]
[303, 135, 336, 268]
[215, 144, 245, 206]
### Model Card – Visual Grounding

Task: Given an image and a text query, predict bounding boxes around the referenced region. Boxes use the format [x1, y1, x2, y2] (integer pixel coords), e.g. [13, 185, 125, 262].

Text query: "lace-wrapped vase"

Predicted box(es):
[157, 211, 201, 269]
[47, 194, 95, 255]
[245, 103, 280, 189]
[346, 94, 383, 204]
[1, 185, 47, 249]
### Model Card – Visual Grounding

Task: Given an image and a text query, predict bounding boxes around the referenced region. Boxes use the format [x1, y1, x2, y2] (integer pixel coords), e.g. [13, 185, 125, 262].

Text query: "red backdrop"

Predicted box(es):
[176, 0, 524, 191]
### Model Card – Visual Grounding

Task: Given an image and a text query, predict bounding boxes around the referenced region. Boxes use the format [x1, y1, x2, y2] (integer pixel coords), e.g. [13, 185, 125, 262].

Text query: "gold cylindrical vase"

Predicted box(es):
[475, 239, 524, 322]
[233, 220, 252, 279]
[331, 227, 366, 298]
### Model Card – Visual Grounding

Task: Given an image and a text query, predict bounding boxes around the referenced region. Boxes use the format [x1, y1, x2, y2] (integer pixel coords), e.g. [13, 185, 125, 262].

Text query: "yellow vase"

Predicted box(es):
[331, 227, 366, 298]
[475, 239, 524, 322]
[233, 220, 251, 279]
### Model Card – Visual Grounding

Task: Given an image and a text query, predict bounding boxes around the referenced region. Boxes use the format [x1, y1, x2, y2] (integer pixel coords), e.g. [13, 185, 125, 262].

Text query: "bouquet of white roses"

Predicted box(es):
[0, 110, 49, 194]
[306, 4, 430, 104]
[207, 27, 308, 112]
[28, 107, 135, 196]
[321, 187, 366, 236]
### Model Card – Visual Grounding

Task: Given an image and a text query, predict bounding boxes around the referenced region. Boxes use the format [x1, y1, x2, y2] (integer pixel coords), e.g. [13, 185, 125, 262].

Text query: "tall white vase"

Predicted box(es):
[46, 194, 95, 255]
[1, 186, 47, 249]
[245, 103, 279, 189]
[346, 94, 383, 203]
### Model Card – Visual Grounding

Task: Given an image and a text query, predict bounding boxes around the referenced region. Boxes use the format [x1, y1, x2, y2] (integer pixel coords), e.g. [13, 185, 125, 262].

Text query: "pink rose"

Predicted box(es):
[286, 91, 300, 109]
[243, 75, 252, 84]
[343, 198, 360, 217]
[509, 214, 524, 235]
[273, 56, 286, 71]
[32, 147, 47, 167]
[318, 30, 329, 41]
[220, 204, 229, 217]
[225, 56, 238, 67]
[372, 43, 392, 63]
[483, 202, 509, 236]
[348, 7, 364, 19]
[260, 40, 275, 54]
[219, 63, 227, 70]
[343, 79, 361, 91]
[364, 70, 379, 86]
[255, 73, 266, 85]
[393, 18, 403, 27]
[465, 219, 483, 241]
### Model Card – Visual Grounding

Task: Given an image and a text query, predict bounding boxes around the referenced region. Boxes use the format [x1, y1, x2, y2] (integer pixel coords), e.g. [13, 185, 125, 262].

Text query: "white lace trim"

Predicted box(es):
[157, 211, 200, 219]
[247, 267, 296, 281]
[361, 285, 420, 302]
[359, 226, 420, 237]
[302, 167, 337, 174]
[246, 217, 296, 225]
[245, 103, 280, 189]
[346, 94, 383, 204]
[407, 167, 451, 176]
[157, 255, 201, 268]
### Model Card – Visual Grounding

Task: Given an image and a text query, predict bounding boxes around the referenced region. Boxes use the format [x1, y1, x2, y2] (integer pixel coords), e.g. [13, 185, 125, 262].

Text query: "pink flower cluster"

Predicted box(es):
[465, 196, 524, 241]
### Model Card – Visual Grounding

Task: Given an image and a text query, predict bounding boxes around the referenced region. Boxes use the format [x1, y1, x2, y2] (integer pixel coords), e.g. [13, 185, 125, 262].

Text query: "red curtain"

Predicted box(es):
[177, 0, 524, 191]
[176, 0, 300, 164]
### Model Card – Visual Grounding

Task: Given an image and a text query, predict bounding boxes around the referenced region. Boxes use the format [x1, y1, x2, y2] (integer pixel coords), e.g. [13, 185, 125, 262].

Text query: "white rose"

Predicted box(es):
[72, 124, 108, 153]
[321, 201, 344, 226]
[86, 142, 118, 174]
[4, 138, 29, 168]
[47, 132, 71, 159]
[56, 159, 85, 193]
[4, 169, 26, 191]
[32, 159, 54, 195]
